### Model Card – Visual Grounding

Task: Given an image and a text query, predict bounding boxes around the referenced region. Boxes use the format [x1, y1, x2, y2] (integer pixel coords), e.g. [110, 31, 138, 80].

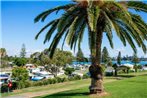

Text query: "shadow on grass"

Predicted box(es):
[118, 73, 147, 78]
[39, 89, 89, 98]
[117, 75, 135, 78]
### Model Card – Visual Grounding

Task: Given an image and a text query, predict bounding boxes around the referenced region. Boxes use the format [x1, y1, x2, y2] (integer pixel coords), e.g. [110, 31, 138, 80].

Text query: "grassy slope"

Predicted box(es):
[2, 71, 147, 98]
[1, 78, 115, 97]
[37, 75, 147, 98]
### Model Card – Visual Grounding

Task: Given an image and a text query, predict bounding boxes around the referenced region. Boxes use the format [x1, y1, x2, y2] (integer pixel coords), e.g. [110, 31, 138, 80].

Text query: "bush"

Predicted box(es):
[64, 67, 75, 76]
[68, 77, 75, 81]
[16, 81, 27, 89]
[1, 84, 8, 93]
[74, 75, 81, 80]
[61, 77, 68, 82]
[42, 79, 50, 85]
[33, 81, 44, 86]
[12, 82, 17, 90]
[55, 77, 63, 83]
[105, 72, 113, 76]
[82, 74, 90, 79]
[11, 67, 29, 89]
[137, 65, 142, 69]
[47, 79, 53, 84]
[51, 78, 57, 84]
[24, 81, 32, 88]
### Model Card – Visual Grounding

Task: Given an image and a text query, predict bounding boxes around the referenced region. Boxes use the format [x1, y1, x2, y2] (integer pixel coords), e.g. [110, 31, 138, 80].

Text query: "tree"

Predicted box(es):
[117, 51, 121, 65]
[64, 67, 75, 76]
[101, 47, 110, 64]
[0, 48, 7, 58]
[30, 52, 41, 66]
[76, 48, 85, 63]
[132, 52, 140, 65]
[112, 63, 118, 76]
[35, 1, 147, 94]
[12, 67, 29, 89]
[14, 58, 27, 67]
[48, 49, 74, 76]
[0, 48, 9, 68]
[20, 44, 26, 58]
[132, 52, 140, 72]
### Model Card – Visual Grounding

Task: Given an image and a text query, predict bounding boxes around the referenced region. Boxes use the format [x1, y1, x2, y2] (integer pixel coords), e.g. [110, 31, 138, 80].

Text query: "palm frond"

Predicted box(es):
[48, 26, 68, 58]
[115, 19, 146, 53]
[87, 5, 100, 32]
[34, 4, 75, 23]
[57, 6, 79, 32]
[35, 19, 58, 39]
[61, 30, 69, 50]
[66, 16, 79, 46]
[113, 22, 127, 46]
[127, 1, 147, 12]
[72, 18, 86, 52]
[66, 15, 85, 50]
[43, 19, 59, 44]
[130, 13, 147, 40]
[77, 21, 86, 51]
[48, 15, 76, 58]
[104, 23, 114, 49]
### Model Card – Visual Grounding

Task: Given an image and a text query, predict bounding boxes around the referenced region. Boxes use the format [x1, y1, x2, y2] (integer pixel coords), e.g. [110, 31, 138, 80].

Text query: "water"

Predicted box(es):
[72, 60, 147, 65]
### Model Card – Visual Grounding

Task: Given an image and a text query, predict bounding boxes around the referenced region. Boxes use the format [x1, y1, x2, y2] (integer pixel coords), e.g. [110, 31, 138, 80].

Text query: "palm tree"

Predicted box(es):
[35, 0, 147, 94]
[0, 48, 7, 58]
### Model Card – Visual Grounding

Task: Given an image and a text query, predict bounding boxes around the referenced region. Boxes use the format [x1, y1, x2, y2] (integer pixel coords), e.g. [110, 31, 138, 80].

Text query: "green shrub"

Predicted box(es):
[11, 82, 17, 90]
[82, 74, 90, 79]
[42, 79, 49, 85]
[1, 84, 8, 93]
[61, 77, 68, 82]
[55, 77, 62, 83]
[74, 75, 81, 80]
[47, 79, 53, 84]
[68, 77, 75, 81]
[64, 67, 75, 76]
[24, 81, 32, 88]
[32, 81, 43, 86]
[16, 81, 26, 89]
[105, 72, 113, 76]
[12, 67, 29, 89]
[51, 78, 57, 84]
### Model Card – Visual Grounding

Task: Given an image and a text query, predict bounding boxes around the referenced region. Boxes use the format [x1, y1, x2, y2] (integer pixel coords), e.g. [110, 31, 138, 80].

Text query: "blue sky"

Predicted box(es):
[1, 0, 147, 58]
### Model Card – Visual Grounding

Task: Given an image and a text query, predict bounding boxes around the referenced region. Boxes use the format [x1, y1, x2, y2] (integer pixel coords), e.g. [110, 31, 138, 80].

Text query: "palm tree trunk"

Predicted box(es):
[89, 30, 104, 94]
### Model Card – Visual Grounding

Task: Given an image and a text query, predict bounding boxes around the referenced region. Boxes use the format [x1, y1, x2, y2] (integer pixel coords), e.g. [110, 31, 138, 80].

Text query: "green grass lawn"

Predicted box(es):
[2, 71, 147, 98]
[36, 74, 147, 98]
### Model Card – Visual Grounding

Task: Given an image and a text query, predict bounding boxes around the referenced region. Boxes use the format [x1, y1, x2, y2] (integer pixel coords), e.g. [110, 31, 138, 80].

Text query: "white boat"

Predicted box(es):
[0, 73, 9, 86]
[31, 71, 54, 81]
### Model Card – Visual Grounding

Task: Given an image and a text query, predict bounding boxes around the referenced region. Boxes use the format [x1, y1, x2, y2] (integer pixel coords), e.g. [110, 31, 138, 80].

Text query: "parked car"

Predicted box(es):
[31, 71, 54, 81]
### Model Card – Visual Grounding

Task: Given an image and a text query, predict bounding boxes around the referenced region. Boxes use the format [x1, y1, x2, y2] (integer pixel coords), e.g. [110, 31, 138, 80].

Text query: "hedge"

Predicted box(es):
[1, 74, 89, 93]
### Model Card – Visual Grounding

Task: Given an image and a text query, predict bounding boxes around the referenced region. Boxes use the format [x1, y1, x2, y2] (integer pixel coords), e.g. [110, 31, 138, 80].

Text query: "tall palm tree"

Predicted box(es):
[0, 48, 7, 58]
[35, 0, 147, 94]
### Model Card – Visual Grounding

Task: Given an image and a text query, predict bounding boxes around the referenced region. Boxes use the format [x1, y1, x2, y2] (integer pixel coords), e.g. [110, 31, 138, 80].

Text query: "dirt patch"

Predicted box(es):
[12, 90, 21, 93]
[89, 92, 110, 98]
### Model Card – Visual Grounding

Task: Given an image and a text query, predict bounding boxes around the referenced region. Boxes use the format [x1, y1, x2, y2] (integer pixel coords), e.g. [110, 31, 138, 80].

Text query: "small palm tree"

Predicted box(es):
[0, 48, 7, 58]
[35, 0, 147, 94]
